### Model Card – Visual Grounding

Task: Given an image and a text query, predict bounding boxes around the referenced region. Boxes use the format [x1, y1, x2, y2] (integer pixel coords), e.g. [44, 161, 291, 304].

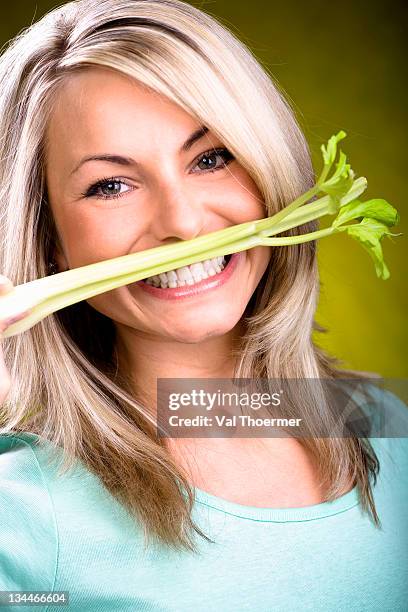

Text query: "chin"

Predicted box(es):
[162, 311, 242, 344]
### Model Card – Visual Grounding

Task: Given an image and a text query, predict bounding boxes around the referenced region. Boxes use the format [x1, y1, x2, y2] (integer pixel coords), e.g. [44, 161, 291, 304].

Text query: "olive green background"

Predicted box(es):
[1, 0, 406, 377]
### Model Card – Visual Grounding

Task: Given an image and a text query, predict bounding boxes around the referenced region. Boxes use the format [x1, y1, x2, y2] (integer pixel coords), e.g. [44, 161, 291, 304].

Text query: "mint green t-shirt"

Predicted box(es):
[0, 389, 407, 611]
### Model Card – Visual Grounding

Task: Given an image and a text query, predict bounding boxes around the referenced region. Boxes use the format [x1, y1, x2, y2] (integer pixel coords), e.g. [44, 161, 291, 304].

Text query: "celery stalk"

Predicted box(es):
[0, 131, 401, 338]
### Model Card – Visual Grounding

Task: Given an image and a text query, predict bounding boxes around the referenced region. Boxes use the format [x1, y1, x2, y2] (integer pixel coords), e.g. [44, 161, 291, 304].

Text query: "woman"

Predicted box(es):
[0, 0, 407, 610]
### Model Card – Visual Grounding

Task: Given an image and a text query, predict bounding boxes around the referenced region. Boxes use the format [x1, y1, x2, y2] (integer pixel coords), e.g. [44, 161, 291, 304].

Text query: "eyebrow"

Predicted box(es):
[69, 125, 209, 176]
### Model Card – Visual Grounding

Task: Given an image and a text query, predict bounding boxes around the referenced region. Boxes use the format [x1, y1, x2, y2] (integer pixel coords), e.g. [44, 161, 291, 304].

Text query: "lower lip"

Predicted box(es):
[134, 252, 242, 300]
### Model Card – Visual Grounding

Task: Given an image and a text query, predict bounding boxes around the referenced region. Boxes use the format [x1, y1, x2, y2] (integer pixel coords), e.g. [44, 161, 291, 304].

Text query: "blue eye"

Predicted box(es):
[82, 177, 133, 201]
[82, 147, 235, 201]
[191, 147, 235, 173]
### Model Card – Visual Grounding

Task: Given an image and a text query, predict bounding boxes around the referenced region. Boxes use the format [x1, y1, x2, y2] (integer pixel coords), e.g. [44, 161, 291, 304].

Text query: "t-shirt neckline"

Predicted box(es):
[14, 430, 361, 522]
[193, 484, 360, 522]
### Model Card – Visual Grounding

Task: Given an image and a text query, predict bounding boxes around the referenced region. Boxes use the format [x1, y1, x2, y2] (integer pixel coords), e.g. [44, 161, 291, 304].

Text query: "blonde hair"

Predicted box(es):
[0, 0, 381, 552]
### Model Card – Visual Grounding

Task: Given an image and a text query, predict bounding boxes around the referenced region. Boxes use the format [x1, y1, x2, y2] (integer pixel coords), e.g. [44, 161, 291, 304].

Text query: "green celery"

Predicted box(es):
[0, 131, 401, 338]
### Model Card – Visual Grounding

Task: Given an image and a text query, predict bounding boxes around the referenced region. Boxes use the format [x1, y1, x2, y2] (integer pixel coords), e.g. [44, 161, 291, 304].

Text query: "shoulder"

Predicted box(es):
[359, 384, 408, 483]
[0, 432, 58, 592]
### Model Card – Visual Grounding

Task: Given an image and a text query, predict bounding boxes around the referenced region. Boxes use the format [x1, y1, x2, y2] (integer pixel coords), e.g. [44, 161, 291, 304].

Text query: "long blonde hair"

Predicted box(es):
[0, 0, 381, 552]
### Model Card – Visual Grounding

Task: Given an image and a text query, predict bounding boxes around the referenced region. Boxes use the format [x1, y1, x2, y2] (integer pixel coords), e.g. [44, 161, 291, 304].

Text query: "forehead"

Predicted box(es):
[45, 67, 197, 156]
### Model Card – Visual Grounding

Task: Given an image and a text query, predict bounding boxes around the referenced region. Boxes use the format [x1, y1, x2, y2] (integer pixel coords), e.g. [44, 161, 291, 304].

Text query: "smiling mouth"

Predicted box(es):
[140, 253, 233, 289]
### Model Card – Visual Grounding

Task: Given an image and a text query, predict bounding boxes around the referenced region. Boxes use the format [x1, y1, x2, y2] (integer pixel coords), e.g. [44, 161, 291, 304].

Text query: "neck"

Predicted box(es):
[114, 320, 245, 411]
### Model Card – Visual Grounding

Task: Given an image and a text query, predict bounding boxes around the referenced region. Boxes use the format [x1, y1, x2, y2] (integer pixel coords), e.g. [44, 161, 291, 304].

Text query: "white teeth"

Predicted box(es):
[159, 273, 168, 288]
[190, 262, 206, 282]
[176, 266, 194, 283]
[211, 257, 222, 273]
[143, 255, 229, 288]
[167, 270, 178, 282]
[166, 270, 178, 288]
[203, 260, 214, 272]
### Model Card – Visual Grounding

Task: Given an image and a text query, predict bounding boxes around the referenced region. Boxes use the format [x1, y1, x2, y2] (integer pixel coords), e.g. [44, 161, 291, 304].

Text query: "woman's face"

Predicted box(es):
[45, 67, 271, 344]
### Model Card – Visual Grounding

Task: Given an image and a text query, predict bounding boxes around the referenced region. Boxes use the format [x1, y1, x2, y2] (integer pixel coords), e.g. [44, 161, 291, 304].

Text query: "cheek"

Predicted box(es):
[224, 171, 266, 224]
[252, 245, 272, 283]
[261, 247, 272, 278]
[56, 207, 142, 267]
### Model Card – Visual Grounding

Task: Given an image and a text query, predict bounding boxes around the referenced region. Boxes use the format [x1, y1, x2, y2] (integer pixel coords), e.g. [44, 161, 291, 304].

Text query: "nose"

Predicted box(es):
[150, 183, 206, 243]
